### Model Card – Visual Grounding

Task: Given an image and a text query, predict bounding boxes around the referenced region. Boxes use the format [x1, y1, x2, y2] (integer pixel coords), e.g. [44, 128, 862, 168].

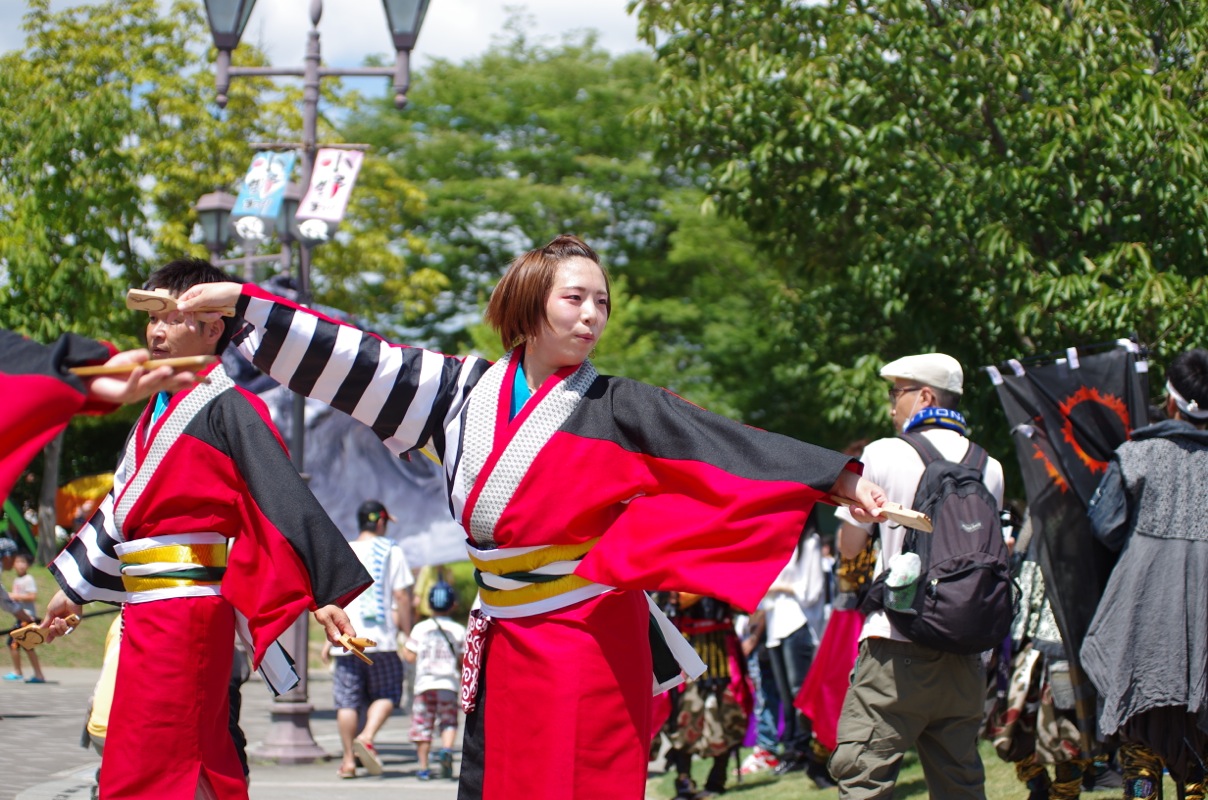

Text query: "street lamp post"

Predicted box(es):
[276, 181, 303, 279]
[201, 0, 430, 763]
[193, 191, 236, 262]
[194, 184, 303, 282]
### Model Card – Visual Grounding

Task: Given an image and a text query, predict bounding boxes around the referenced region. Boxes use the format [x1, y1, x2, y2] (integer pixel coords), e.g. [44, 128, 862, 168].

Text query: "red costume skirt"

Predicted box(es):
[459, 589, 653, 800]
[100, 596, 247, 799]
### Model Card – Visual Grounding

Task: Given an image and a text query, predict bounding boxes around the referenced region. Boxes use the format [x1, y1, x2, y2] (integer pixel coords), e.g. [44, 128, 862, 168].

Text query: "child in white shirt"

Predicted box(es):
[402, 582, 465, 781]
[7, 553, 45, 683]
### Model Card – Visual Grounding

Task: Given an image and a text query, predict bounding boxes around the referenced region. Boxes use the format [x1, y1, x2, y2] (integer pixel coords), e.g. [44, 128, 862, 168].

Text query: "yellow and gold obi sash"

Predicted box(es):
[467, 538, 611, 618]
[466, 538, 706, 692]
[115, 533, 227, 604]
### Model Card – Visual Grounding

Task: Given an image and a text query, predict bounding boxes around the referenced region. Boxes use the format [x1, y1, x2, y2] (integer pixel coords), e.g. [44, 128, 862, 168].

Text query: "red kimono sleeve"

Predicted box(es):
[214, 390, 371, 667]
[573, 381, 857, 612]
[0, 331, 115, 499]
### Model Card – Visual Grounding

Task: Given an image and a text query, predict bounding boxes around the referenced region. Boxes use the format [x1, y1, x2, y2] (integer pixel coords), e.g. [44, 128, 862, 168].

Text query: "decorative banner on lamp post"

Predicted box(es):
[231, 151, 297, 243]
[296, 148, 364, 243]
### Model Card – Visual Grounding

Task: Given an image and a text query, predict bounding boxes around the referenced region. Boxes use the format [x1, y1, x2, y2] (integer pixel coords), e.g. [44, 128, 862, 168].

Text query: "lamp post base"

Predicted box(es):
[248, 700, 328, 763]
[247, 614, 325, 764]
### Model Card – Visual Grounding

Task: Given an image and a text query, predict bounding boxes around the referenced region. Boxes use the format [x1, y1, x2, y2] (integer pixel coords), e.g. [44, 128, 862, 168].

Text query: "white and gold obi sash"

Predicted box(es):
[467, 538, 706, 693]
[115, 532, 227, 603]
[467, 538, 610, 618]
[458, 353, 705, 692]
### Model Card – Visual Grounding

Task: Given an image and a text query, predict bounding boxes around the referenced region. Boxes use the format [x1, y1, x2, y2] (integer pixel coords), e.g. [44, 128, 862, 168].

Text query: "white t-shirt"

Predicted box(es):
[764, 533, 827, 647]
[836, 429, 1005, 643]
[10, 574, 37, 617]
[406, 617, 467, 694]
[334, 537, 414, 654]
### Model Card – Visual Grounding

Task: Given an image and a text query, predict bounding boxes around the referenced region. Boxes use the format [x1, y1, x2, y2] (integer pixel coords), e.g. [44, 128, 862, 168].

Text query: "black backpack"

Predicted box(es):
[862, 432, 1014, 654]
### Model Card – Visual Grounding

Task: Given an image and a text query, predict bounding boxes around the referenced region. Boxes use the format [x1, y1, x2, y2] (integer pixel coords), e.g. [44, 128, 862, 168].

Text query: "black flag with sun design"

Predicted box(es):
[988, 340, 1150, 751]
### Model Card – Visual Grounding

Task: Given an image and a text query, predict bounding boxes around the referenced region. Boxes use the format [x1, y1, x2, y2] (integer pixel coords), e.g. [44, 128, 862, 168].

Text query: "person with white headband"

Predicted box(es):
[1081, 347, 1208, 800]
[1168, 377, 1208, 421]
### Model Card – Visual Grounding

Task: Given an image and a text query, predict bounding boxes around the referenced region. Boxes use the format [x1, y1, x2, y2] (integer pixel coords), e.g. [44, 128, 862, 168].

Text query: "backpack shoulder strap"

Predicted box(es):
[899, 431, 944, 466]
[432, 619, 461, 664]
[959, 440, 989, 476]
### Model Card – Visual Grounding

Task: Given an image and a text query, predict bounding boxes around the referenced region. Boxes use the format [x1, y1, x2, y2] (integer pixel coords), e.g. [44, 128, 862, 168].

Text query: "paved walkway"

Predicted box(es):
[0, 667, 670, 800]
[0, 667, 461, 800]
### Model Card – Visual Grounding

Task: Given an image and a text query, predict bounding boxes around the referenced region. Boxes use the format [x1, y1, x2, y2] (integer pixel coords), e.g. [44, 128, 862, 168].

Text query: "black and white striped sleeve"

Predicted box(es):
[233, 285, 489, 457]
[50, 476, 128, 606]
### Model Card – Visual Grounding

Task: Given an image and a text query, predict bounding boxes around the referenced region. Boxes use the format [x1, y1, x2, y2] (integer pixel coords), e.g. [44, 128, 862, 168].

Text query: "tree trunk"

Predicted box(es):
[36, 431, 64, 566]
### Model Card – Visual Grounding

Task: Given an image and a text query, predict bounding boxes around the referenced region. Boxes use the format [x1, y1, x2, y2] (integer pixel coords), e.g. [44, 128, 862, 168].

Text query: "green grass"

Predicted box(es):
[648, 740, 1173, 799]
[9, 564, 117, 668]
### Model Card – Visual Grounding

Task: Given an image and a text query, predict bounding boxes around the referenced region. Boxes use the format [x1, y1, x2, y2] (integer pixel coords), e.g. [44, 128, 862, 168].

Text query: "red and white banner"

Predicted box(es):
[297, 149, 363, 240]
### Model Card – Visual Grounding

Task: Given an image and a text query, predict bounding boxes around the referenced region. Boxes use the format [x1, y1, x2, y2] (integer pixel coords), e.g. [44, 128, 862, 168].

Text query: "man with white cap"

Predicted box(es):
[829, 352, 1004, 799]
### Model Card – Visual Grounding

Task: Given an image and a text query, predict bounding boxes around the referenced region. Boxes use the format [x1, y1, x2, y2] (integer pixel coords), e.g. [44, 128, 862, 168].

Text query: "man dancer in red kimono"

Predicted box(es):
[41, 258, 371, 800]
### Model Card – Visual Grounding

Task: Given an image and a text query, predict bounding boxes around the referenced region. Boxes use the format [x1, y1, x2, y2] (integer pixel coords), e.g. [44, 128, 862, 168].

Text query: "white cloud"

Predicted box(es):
[2, 1, 644, 68]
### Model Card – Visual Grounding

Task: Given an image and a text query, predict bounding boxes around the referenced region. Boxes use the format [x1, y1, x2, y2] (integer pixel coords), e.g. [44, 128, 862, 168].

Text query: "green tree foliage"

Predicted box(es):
[0, 0, 295, 345]
[342, 23, 675, 348]
[636, 0, 1208, 450]
[0, 0, 298, 515]
[342, 21, 787, 424]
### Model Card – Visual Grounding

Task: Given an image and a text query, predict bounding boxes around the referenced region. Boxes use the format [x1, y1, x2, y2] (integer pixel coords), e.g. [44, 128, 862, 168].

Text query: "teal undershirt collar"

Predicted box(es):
[510, 363, 533, 420]
[150, 391, 170, 425]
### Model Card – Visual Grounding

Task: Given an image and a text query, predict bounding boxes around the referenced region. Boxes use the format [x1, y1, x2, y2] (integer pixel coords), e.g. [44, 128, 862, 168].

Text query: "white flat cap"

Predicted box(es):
[880, 353, 964, 395]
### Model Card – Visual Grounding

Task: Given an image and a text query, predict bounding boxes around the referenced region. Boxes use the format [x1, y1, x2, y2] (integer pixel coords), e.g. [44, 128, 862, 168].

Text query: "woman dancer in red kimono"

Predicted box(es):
[179, 235, 885, 800]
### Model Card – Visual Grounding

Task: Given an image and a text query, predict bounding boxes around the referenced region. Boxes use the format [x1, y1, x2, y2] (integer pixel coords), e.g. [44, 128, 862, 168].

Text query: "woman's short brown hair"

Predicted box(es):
[485, 234, 610, 350]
